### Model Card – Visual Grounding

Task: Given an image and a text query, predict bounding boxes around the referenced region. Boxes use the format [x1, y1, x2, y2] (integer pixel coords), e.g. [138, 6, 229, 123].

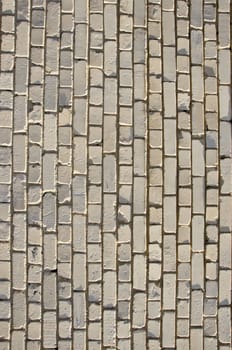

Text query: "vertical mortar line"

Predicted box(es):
[72, 3, 74, 346]
[41, 0, 47, 345]
[26, 0, 32, 344]
[216, 1, 220, 346]
[203, 1, 208, 346]
[71, 0, 75, 347]
[56, 1, 62, 346]
[202, 4, 206, 348]
[174, 1, 178, 348]
[217, 3, 221, 345]
[86, 0, 90, 347]
[188, 0, 193, 346]
[116, 3, 119, 346]
[71, 7, 74, 349]
[145, 0, 149, 348]
[131, 0, 135, 347]
[10, 0, 17, 347]
[216, 2, 232, 348]
[202, 5, 206, 347]
[215, 2, 219, 347]
[101, 4, 107, 349]
[101, 2, 105, 348]
[229, 5, 231, 346]
[10, 1, 15, 349]
[160, 1, 164, 347]
[189, 2, 193, 345]
[216, 1, 232, 347]
[0, 0, 1, 69]
[145, 2, 148, 349]
[116, 1, 120, 348]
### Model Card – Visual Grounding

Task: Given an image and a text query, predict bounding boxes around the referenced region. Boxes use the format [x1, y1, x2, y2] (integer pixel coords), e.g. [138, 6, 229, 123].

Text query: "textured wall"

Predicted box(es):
[0, 0, 231, 349]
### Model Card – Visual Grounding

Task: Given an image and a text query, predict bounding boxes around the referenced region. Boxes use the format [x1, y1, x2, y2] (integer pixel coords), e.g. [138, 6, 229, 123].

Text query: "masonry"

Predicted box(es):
[0, 0, 231, 349]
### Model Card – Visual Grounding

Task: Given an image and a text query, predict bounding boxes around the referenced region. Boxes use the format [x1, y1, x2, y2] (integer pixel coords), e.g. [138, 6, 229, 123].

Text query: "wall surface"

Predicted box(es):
[0, 0, 231, 349]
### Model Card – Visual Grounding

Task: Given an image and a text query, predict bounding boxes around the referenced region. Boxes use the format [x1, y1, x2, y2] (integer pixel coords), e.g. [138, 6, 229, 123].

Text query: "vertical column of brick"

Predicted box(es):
[102, 1, 117, 349]
[147, 1, 162, 348]
[57, 1, 74, 349]
[11, 0, 30, 348]
[0, 0, 15, 347]
[27, 1, 45, 348]
[73, 0, 88, 348]
[190, 1, 205, 349]
[161, 1, 177, 348]
[117, 1, 133, 349]
[203, 2, 219, 349]
[27, 9, 43, 350]
[132, 0, 147, 349]
[87, 2, 104, 349]
[217, 2, 232, 349]
[176, 1, 191, 349]
[42, 1, 60, 348]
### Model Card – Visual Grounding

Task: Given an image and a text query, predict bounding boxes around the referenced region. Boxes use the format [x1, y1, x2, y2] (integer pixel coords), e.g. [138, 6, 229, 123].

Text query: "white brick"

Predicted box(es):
[133, 255, 146, 291]
[162, 312, 175, 348]
[133, 293, 146, 328]
[43, 312, 57, 348]
[103, 311, 116, 346]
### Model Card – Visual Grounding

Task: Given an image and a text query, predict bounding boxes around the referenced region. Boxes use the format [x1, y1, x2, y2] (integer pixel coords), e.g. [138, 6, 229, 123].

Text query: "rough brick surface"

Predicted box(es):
[0, 0, 231, 349]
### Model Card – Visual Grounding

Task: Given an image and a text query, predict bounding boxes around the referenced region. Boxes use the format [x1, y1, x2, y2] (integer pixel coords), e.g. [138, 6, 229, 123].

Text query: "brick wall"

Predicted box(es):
[0, 0, 231, 349]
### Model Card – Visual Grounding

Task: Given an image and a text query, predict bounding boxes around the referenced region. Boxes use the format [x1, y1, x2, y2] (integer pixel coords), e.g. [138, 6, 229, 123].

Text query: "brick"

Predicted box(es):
[43, 312, 57, 348]
[0, 321, 10, 340]
[46, 38, 59, 74]
[133, 255, 146, 291]
[73, 176, 86, 213]
[192, 253, 204, 289]
[191, 30, 203, 64]
[103, 155, 116, 193]
[163, 274, 176, 310]
[45, 76, 58, 111]
[104, 41, 117, 77]
[103, 234, 116, 270]
[219, 14, 230, 48]
[191, 290, 203, 326]
[12, 253, 26, 289]
[219, 308, 231, 343]
[193, 177, 205, 214]
[103, 271, 116, 308]
[219, 270, 231, 306]
[163, 235, 176, 272]
[43, 271, 56, 310]
[103, 194, 116, 231]
[103, 310, 116, 346]
[192, 215, 204, 251]
[11, 331, 24, 350]
[2, 1, 232, 347]
[162, 312, 175, 348]
[162, 11, 175, 46]
[192, 67, 204, 102]
[12, 291, 26, 328]
[15, 58, 28, 94]
[164, 196, 176, 233]
[133, 293, 146, 328]
[191, 0, 202, 27]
